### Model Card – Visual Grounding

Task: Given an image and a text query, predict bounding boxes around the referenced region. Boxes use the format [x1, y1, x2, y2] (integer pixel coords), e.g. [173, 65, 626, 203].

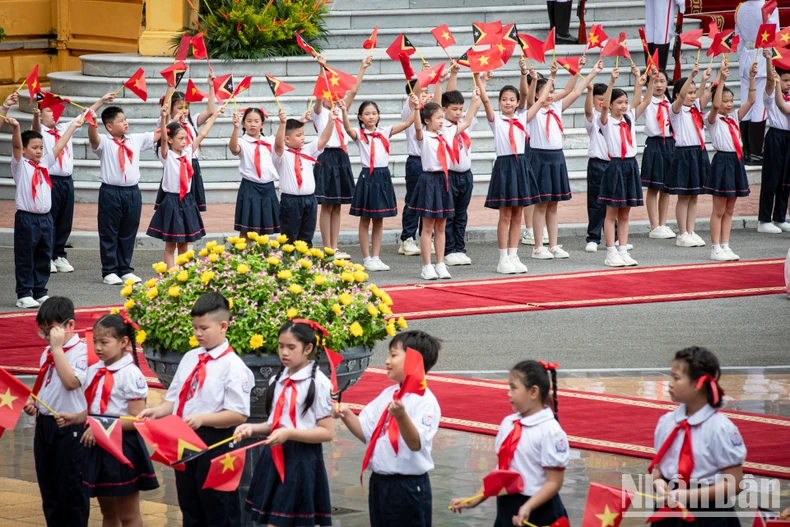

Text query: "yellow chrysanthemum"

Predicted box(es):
[235, 242, 247, 251]
[247, 232, 259, 242]
[206, 240, 218, 249]
[267, 256, 281, 266]
[184, 249, 194, 259]
[249, 334, 264, 350]
[152, 261, 167, 273]
[353, 263, 365, 272]
[135, 330, 146, 344]
[288, 284, 303, 294]
[268, 240, 280, 249]
[310, 248, 324, 259]
[282, 244, 295, 253]
[175, 254, 188, 266]
[333, 259, 348, 268]
[294, 240, 309, 253]
[144, 278, 157, 288]
[367, 304, 379, 317]
[277, 234, 288, 244]
[258, 234, 270, 244]
[287, 308, 298, 318]
[338, 292, 353, 306]
[299, 258, 312, 269]
[120, 285, 133, 297]
[212, 245, 225, 254]
[381, 293, 394, 307]
[200, 271, 215, 284]
[189, 335, 199, 348]
[349, 322, 363, 337]
[379, 303, 392, 315]
[168, 286, 180, 298]
[208, 253, 219, 263]
[124, 278, 135, 287]
[277, 270, 293, 280]
[123, 299, 135, 311]
[386, 323, 397, 337]
[331, 303, 342, 315]
[324, 247, 335, 255]
[397, 317, 408, 329]
[177, 270, 189, 282]
[228, 299, 234, 310]
[146, 288, 158, 299]
[199, 248, 209, 257]
[314, 274, 326, 286]
[353, 271, 367, 283]
[237, 264, 250, 274]
[110, 307, 120, 315]
[340, 271, 354, 283]
[369, 284, 380, 294]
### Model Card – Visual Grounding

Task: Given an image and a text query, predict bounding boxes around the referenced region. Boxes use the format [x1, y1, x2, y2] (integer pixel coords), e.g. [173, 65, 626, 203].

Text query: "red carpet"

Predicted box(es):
[343, 368, 790, 480]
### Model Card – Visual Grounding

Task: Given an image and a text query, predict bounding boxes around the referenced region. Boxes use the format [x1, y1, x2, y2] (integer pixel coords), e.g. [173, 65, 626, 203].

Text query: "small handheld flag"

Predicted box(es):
[83, 109, 98, 129]
[184, 79, 208, 103]
[416, 62, 446, 87]
[399, 53, 416, 80]
[0, 367, 33, 438]
[191, 33, 208, 59]
[762, 0, 777, 24]
[324, 348, 344, 396]
[518, 33, 547, 64]
[543, 28, 556, 56]
[160, 61, 187, 89]
[38, 92, 68, 122]
[87, 416, 133, 467]
[386, 33, 417, 62]
[468, 47, 503, 73]
[295, 32, 318, 58]
[265, 75, 295, 98]
[497, 24, 519, 64]
[134, 415, 208, 470]
[363, 25, 379, 52]
[232, 76, 252, 98]
[755, 24, 776, 49]
[776, 27, 790, 49]
[214, 74, 235, 103]
[323, 65, 356, 92]
[472, 21, 503, 46]
[680, 29, 704, 48]
[123, 68, 148, 102]
[588, 24, 608, 50]
[431, 24, 456, 48]
[26, 65, 42, 105]
[175, 34, 191, 61]
[580, 482, 633, 527]
[557, 56, 581, 76]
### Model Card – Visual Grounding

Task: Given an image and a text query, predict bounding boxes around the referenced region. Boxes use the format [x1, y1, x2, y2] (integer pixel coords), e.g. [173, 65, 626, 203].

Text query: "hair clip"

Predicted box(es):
[292, 318, 329, 337]
[695, 374, 722, 405]
[538, 360, 560, 371]
[119, 310, 140, 331]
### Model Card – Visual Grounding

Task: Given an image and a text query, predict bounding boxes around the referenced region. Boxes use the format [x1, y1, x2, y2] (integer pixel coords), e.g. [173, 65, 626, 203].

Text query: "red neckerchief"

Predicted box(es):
[32, 338, 80, 395]
[270, 377, 298, 482]
[28, 160, 52, 205]
[360, 386, 408, 483]
[505, 117, 527, 155]
[432, 135, 454, 190]
[545, 109, 564, 138]
[720, 117, 742, 161]
[177, 155, 194, 200]
[689, 106, 705, 149]
[46, 129, 68, 168]
[287, 148, 320, 189]
[648, 419, 694, 483]
[360, 130, 390, 174]
[175, 346, 234, 417]
[657, 100, 670, 143]
[453, 131, 472, 163]
[333, 117, 347, 153]
[497, 416, 522, 470]
[783, 93, 790, 103]
[84, 368, 115, 414]
[619, 120, 634, 160]
[183, 124, 194, 146]
[253, 139, 273, 179]
[113, 138, 134, 181]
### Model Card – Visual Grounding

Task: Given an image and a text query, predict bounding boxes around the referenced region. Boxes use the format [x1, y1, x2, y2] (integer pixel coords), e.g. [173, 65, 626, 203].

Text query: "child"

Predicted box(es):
[649, 346, 746, 525]
[137, 292, 254, 527]
[148, 103, 223, 268]
[704, 62, 758, 261]
[23, 297, 90, 526]
[273, 107, 335, 246]
[9, 115, 83, 308]
[333, 330, 441, 527]
[56, 314, 159, 526]
[229, 107, 280, 238]
[342, 95, 418, 271]
[450, 360, 569, 526]
[88, 106, 159, 285]
[640, 69, 677, 240]
[235, 320, 335, 526]
[665, 63, 712, 248]
[583, 82, 611, 252]
[32, 92, 115, 274]
[598, 67, 650, 268]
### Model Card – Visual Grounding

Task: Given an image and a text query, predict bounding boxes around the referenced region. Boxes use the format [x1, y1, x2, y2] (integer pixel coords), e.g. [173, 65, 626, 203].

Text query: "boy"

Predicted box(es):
[138, 292, 254, 527]
[583, 83, 611, 252]
[33, 92, 115, 274]
[273, 106, 334, 246]
[9, 115, 83, 308]
[88, 106, 158, 286]
[24, 297, 90, 526]
[759, 53, 790, 233]
[333, 330, 442, 527]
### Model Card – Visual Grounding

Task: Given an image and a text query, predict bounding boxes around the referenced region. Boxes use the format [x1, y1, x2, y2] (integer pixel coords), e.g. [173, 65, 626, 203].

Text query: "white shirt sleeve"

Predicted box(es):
[410, 394, 441, 446]
[68, 348, 90, 386]
[92, 134, 108, 155]
[137, 132, 156, 152]
[710, 419, 747, 471]
[222, 359, 254, 416]
[540, 424, 570, 468]
[312, 374, 335, 421]
[120, 366, 149, 401]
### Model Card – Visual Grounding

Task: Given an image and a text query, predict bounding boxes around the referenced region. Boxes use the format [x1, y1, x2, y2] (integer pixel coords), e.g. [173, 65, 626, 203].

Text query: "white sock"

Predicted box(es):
[607, 246, 618, 256]
[617, 245, 627, 254]
[712, 244, 721, 251]
[499, 248, 508, 259]
[363, 256, 371, 262]
[526, 228, 533, 234]
[372, 255, 380, 260]
[722, 243, 729, 249]
[507, 248, 517, 256]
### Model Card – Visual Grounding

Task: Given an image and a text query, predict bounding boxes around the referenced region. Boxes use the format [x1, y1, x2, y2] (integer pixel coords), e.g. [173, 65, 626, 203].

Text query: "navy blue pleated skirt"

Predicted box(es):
[191, 158, 207, 211]
[495, 493, 568, 527]
[665, 146, 710, 195]
[641, 136, 675, 190]
[407, 170, 455, 219]
[599, 157, 644, 208]
[245, 441, 332, 526]
[485, 154, 539, 209]
[315, 147, 355, 204]
[146, 192, 206, 243]
[234, 178, 280, 235]
[650, 503, 741, 527]
[531, 148, 572, 202]
[704, 151, 750, 197]
[82, 430, 159, 497]
[350, 167, 398, 218]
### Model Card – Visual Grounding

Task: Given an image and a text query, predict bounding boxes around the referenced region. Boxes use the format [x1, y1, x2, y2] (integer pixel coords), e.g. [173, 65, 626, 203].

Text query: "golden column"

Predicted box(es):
[138, 0, 197, 57]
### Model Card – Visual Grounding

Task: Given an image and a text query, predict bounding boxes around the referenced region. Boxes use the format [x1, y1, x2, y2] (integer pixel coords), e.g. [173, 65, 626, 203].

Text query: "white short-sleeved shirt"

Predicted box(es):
[12, 154, 56, 213]
[156, 116, 202, 158]
[654, 404, 747, 485]
[354, 126, 394, 169]
[85, 353, 148, 416]
[311, 106, 348, 150]
[585, 110, 610, 161]
[528, 101, 564, 150]
[419, 130, 454, 173]
[764, 92, 790, 131]
[41, 121, 76, 176]
[705, 112, 742, 154]
[643, 97, 673, 138]
[669, 101, 706, 148]
[234, 133, 277, 183]
[443, 116, 477, 172]
[599, 109, 638, 159]
[495, 407, 570, 496]
[489, 111, 529, 156]
[36, 335, 89, 416]
[403, 99, 422, 157]
[92, 133, 156, 186]
[159, 145, 194, 195]
[358, 385, 441, 475]
[273, 140, 323, 196]
[266, 362, 334, 429]
[644, 0, 685, 45]
[164, 341, 254, 418]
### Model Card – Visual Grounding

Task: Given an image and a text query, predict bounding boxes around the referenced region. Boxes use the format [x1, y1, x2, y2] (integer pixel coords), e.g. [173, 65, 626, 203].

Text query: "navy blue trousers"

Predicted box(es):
[14, 210, 53, 299]
[280, 193, 317, 247]
[586, 158, 609, 244]
[400, 156, 422, 241]
[49, 175, 74, 259]
[759, 128, 790, 224]
[369, 472, 432, 527]
[445, 169, 473, 255]
[97, 184, 142, 277]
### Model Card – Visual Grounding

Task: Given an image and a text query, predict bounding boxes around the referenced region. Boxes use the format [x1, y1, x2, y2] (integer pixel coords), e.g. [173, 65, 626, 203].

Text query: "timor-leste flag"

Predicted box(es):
[232, 76, 252, 98]
[638, 27, 651, 55]
[416, 62, 446, 87]
[214, 74, 234, 102]
[175, 34, 191, 62]
[707, 30, 733, 57]
[496, 24, 519, 64]
[123, 68, 148, 102]
[184, 79, 207, 103]
[756, 24, 776, 48]
[482, 470, 524, 498]
[324, 348, 344, 395]
[601, 32, 631, 60]
[680, 28, 704, 48]
[581, 482, 632, 527]
[557, 56, 581, 76]
[468, 47, 504, 73]
[191, 33, 208, 59]
[83, 109, 97, 129]
[431, 24, 456, 48]
[0, 367, 32, 437]
[518, 33, 547, 63]
[771, 46, 790, 70]
[26, 65, 42, 105]
[87, 416, 133, 467]
[472, 21, 502, 46]
[134, 415, 207, 470]
[265, 75, 295, 98]
[295, 31, 317, 58]
[456, 49, 472, 68]
[588, 24, 608, 50]
[363, 25, 379, 50]
[38, 92, 68, 122]
[386, 34, 417, 62]
[160, 61, 187, 89]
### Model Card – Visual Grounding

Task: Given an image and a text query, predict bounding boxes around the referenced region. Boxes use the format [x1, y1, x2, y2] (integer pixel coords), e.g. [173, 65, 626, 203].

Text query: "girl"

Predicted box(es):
[649, 346, 746, 526]
[235, 320, 335, 527]
[147, 103, 223, 269]
[665, 63, 712, 248]
[56, 314, 158, 527]
[341, 96, 418, 271]
[704, 62, 758, 261]
[229, 107, 281, 240]
[449, 360, 569, 526]
[640, 69, 677, 239]
[597, 67, 650, 268]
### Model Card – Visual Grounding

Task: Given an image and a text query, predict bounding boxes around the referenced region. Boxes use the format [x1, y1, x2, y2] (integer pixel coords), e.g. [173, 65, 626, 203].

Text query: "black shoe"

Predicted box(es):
[745, 154, 763, 166]
[556, 34, 578, 44]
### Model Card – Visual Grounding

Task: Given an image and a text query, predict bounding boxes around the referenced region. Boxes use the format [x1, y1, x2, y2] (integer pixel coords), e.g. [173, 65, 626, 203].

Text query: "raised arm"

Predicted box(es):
[479, 73, 495, 122]
[344, 55, 373, 110]
[630, 62, 644, 110]
[339, 100, 358, 141]
[87, 114, 102, 150]
[697, 66, 714, 110]
[196, 70, 217, 126]
[317, 105, 337, 151]
[457, 86, 482, 134]
[672, 63, 699, 114]
[528, 66, 556, 123]
[88, 93, 116, 116]
[600, 68, 619, 126]
[0, 92, 17, 120]
[636, 67, 656, 118]
[518, 57, 529, 110]
[738, 63, 758, 121]
[765, 48, 776, 97]
[229, 110, 242, 155]
[708, 66, 727, 125]
[526, 69, 538, 109]
[413, 102, 423, 141]
[10, 118, 22, 162]
[193, 106, 225, 151]
[159, 104, 170, 159]
[274, 109, 286, 156]
[564, 59, 603, 111]
[446, 61, 460, 93]
[32, 107, 41, 133]
[432, 68, 451, 106]
[391, 93, 420, 136]
[584, 84, 595, 122]
[50, 116, 84, 160]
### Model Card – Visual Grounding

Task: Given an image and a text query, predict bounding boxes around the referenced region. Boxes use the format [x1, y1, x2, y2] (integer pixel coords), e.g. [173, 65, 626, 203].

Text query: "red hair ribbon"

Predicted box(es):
[119, 310, 140, 331]
[539, 360, 560, 371]
[695, 374, 723, 405]
[291, 318, 329, 337]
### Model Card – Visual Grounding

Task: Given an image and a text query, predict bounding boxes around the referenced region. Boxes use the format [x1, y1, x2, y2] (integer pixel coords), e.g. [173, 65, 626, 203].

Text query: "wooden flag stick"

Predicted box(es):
[68, 100, 87, 110]
[322, 67, 335, 110]
[307, 95, 314, 113]
[113, 85, 124, 97]
[471, 72, 478, 88]
[448, 493, 484, 508]
[414, 48, 427, 64]
[15, 79, 27, 93]
[274, 96, 283, 111]
[207, 434, 240, 451]
[696, 48, 701, 63]
[31, 393, 56, 415]
[0, 114, 7, 121]
[709, 54, 715, 68]
[616, 56, 620, 68]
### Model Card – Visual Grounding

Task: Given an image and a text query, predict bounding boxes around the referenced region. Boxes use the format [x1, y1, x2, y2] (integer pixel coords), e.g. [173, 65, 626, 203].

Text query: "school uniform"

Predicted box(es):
[665, 102, 710, 195]
[529, 101, 572, 202]
[443, 116, 476, 255]
[598, 109, 644, 208]
[401, 99, 423, 241]
[92, 132, 155, 279]
[155, 119, 208, 211]
[759, 92, 790, 223]
[312, 106, 354, 204]
[641, 97, 676, 190]
[359, 384, 441, 527]
[233, 134, 280, 235]
[82, 354, 159, 496]
[494, 408, 569, 527]
[164, 340, 254, 527]
[273, 140, 323, 245]
[12, 154, 56, 300]
[650, 404, 746, 526]
[703, 112, 750, 197]
[485, 110, 538, 209]
[41, 121, 76, 260]
[644, 0, 685, 71]
[584, 110, 610, 244]
[245, 362, 334, 527]
[407, 130, 455, 218]
[33, 335, 91, 527]
[350, 126, 398, 218]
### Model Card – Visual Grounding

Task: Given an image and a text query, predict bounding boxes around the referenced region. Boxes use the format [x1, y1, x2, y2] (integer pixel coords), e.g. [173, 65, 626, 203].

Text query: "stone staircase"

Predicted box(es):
[1, 0, 749, 205]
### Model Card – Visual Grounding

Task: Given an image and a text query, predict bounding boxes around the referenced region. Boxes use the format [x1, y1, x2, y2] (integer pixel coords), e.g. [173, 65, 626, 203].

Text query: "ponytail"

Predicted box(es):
[302, 345, 321, 417]
[549, 368, 558, 420]
[266, 366, 286, 414]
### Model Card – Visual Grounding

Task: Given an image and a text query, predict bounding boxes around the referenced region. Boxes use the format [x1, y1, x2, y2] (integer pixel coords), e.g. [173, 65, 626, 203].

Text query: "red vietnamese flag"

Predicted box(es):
[680, 28, 704, 48]
[265, 75, 295, 98]
[124, 68, 148, 102]
[416, 62, 446, 87]
[646, 505, 696, 523]
[496, 24, 519, 64]
[588, 24, 608, 50]
[638, 27, 651, 55]
[185, 79, 208, 103]
[472, 21, 502, 46]
[38, 92, 68, 122]
[543, 28, 556, 54]
[468, 47, 504, 73]
[557, 56, 581, 76]
[160, 61, 187, 89]
[431, 24, 456, 48]
[295, 32, 317, 58]
[762, 0, 777, 24]
[232, 76, 252, 98]
[313, 75, 343, 102]
[83, 109, 98, 129]
[776, 27, 790, 49]
[601, 33, 631, 60]
[399, 53, 416, 80]
[81, 328, 100, 366]
[363, 25, 379, 50]
[0, 367, 32, 437]
[399, 347, 427, 397]
[482, 470, 524, 497]
[134, 415, 207, 470]
[191, 33, 208, 59]
[756, 24, 776, 48]
[324, 348, 344, 394]
[26, 65, 42, 104]
[580, 482, 632, 527]
[203, 450, 246, 491]
[386, 34, 417, 61]
[323, 65, 356, 92]
[175, 34, 191, 61]
[214, 74, 234, 102]
[518, 33, 547, 63]
[87, 416, 133, 467]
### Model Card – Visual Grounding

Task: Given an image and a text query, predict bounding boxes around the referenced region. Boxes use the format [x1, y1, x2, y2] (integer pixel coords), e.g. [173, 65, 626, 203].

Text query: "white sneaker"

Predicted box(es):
[620, 252, 638, 266]
[103, 273, 123, 285]
[364, 259, 389, 272]
[676, 233, 696, 247]
[549, 245, 569, 259]
[532, 247, 554, 260]
[421, 264, 438, 280]
[510, 254, 528, 273]
[649, 226, 674, 239]
[120, 273, 142, 284]
[16, 296, 40, 309]
[723, 247, 740, 261]
[758, 222, 782, 234]
[661, 226, 677, 238]
[431, 241, 436, 255]
[434, 262, 451, 279]
[690, 232, 706, 247]
[53, 257, 74, 273]
[521, 230, 535, 246]
[497, 257, 518, 274]
[773, 221, 790, 232]
[50, 261, 57, 273]
[399, 238, 421, 255]
[334, 249, 352, 260]
[585, 242, 598, 253]
[445, 253, 472, 266]
[604, 252, 626, 267]
[455, 253, 472, 265]
[376, 259, 391, 271]
[710, 248, 729, 262]
[35, 295, 50, 303]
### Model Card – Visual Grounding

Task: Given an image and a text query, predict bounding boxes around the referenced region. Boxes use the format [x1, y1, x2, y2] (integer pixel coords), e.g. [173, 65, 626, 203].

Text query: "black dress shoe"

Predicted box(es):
[556, 34, 578, 44]
[745, 154, 763, 166]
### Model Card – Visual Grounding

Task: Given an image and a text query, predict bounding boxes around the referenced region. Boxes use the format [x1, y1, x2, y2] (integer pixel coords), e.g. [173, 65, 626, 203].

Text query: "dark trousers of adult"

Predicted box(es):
[97, 183, 142, 278]
[740, 119, 766, 160]
[646, 44, 670, 73]
[586, 158, 608, 244]
[401, 156, 422, 241]
[280, 193, 318, 247]
[758, 128, 790, 224]
[49, 175, 74, 259]
[34, 416, 90, 527]
[14, 210, 53, 299]
[444, 170, 473, 255]
[546, 1, 574, 41]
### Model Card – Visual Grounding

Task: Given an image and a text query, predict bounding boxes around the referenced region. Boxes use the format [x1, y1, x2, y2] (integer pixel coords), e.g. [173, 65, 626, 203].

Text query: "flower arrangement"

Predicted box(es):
[122, 234, 407, 356]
